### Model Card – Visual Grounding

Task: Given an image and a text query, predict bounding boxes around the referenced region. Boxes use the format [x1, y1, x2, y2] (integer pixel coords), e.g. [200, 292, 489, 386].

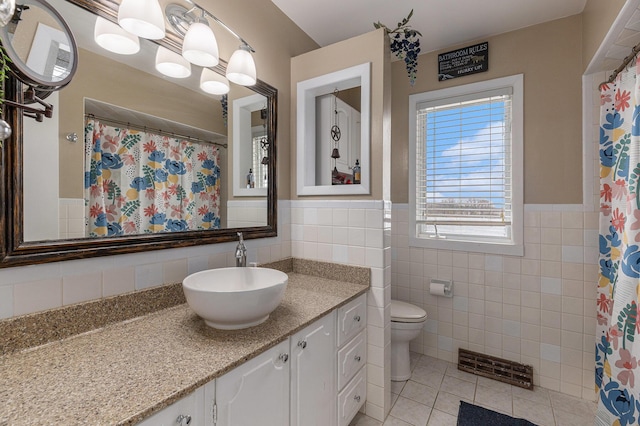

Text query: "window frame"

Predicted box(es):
[409, 74, 524, 256]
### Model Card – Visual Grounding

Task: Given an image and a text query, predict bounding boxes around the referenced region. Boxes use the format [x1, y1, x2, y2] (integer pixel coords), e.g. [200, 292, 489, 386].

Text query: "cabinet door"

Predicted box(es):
[216, 340, 290, 426]
[136, 387, 202, 426]
[290, 312, 336, 426]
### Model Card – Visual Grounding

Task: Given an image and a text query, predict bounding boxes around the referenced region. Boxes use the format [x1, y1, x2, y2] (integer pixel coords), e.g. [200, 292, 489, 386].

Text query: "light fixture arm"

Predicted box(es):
[183, 0, 255, 52]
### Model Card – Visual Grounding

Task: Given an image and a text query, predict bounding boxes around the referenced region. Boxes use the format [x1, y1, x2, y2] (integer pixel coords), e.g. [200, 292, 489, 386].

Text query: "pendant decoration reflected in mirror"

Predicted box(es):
[331, 88, 341, 161]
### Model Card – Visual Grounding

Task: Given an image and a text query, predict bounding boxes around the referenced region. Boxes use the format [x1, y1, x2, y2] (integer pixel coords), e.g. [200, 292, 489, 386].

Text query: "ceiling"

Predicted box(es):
[271, 0, 588, 52]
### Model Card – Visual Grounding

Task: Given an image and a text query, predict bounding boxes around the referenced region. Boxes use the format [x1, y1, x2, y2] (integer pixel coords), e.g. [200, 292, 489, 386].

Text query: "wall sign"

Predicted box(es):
[438, 42, 488, 81]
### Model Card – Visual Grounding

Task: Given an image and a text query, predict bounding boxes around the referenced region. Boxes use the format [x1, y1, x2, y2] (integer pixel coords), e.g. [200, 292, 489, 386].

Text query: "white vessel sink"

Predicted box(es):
[182, 267, 289, 330]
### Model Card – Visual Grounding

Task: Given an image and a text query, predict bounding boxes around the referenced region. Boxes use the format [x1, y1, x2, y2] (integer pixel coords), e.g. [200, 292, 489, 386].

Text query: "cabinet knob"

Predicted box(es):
[279, 353, 289, 363]
[297, 340, 307, 349]
[354, 395, 361, 402]
[353, 315, 361, 322]
[176, 414, 192, 425]
[354, 355, 361, 362]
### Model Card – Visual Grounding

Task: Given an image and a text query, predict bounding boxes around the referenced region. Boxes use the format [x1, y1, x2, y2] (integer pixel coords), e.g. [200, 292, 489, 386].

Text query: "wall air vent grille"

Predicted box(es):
[458, 348, 533, 390]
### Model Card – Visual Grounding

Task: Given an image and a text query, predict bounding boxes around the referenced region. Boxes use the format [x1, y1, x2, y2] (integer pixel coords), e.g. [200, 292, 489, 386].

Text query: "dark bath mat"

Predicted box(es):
[457, 401, 538, 426]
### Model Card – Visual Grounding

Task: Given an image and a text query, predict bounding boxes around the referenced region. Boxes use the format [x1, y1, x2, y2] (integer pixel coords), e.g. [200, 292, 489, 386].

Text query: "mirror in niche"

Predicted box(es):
[0, 0, 276, 267]
[296, 62, 370, 196]
[315, 86, 360, 185]
[232, 93, 269, 196]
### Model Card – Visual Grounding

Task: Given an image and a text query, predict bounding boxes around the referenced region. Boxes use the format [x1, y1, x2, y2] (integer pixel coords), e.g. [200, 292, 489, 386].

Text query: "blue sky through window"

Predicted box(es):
[423, 97, 508, 213]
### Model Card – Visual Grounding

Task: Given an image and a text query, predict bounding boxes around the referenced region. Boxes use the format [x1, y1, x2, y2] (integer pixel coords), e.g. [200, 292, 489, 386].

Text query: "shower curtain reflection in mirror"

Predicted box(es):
[84, 118, 221, 237]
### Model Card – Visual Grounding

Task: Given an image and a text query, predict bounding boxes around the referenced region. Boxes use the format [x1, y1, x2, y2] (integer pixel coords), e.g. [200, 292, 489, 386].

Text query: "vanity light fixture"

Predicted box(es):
[155, 46, 191, 79]
[94, 16, 140, 55]
[226, 44, 257, 86]
[166, 3, 257, 87]
[181, 12, 219, 67]
[117, 0, 166, 40]
[200, 68, 230, 95]
[108, 1, 257, 89]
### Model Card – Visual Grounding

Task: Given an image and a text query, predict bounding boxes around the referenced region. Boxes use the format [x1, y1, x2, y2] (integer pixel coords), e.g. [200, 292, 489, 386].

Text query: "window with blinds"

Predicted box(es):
[409, 75, 523, 254]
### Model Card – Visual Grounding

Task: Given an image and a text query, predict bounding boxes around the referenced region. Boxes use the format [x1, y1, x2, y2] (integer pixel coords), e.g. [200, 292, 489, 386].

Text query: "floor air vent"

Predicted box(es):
[458, 348, 533, 390]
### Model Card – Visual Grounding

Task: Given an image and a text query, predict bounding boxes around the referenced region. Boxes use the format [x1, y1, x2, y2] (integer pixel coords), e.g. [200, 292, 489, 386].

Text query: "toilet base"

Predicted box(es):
[391, 339, 412, 381]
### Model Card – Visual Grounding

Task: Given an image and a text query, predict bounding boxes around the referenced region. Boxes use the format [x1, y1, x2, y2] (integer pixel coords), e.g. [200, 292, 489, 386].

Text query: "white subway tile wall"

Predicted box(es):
[391, 203, 598, 401]
[0, 201, 292, 320]
[58, 198, 85, 239]
[226, 200, 269, 228]
[290, 199, 391, 422]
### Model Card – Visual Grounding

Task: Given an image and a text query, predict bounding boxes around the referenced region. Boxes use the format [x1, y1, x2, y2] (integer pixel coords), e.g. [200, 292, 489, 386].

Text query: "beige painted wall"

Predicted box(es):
[58, 0, 318, 200]
[391, 15, 584, 204]
[582, 0, 626, 71]
[59, 48, 226, 198]
[290, 29, 389, 200]
[197, 0, 320, 200]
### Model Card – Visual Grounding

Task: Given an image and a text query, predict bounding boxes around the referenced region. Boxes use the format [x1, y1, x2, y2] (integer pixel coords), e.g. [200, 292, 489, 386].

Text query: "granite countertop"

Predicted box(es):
[0, 271, 369, 425]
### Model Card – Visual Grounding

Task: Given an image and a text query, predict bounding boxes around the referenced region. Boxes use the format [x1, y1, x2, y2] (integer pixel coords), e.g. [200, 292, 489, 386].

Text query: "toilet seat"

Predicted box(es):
[391, 300, 427, 323]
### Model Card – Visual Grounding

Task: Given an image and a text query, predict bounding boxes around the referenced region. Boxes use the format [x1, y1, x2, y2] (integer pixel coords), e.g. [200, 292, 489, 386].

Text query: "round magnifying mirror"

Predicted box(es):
[0, 0, 77, 91]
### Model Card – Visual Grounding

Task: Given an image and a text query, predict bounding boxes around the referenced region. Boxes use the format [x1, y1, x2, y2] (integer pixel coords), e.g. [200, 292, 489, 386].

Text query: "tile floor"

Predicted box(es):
[350, 353, 598, 426]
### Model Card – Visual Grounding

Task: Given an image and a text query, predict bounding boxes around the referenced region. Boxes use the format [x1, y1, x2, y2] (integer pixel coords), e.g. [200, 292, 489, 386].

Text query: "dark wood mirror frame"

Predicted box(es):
[0, 0, 277, 268]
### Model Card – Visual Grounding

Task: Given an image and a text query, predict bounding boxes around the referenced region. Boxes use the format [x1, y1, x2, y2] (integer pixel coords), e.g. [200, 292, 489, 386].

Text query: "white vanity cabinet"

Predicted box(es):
[134, 293, 368, 426]
[215, 339, 290, 426]
[290, 311, 336, 426]
[336, 294, 367, 426]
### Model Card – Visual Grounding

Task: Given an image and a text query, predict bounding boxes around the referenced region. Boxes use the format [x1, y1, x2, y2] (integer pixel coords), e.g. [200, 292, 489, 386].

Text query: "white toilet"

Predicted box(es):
[390, 300, 427, 381]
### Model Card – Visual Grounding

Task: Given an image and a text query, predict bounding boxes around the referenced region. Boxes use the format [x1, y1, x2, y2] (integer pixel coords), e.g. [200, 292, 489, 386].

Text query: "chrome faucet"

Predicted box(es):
[235, 232, 247, 267]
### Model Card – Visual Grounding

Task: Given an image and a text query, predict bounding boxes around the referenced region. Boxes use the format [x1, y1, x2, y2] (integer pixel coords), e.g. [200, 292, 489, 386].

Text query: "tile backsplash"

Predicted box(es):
[0, 201, 292, 320]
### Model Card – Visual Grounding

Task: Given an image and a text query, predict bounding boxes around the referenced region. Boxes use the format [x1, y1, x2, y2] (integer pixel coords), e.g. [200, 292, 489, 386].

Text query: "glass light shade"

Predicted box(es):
[94, 16, 140, 55]
[155, 46, 191, 78]
[200, 68, 229, 95]
[182, 22, 219, 67]
[226, 46, 256, 86]
[118, 0, 165, 40]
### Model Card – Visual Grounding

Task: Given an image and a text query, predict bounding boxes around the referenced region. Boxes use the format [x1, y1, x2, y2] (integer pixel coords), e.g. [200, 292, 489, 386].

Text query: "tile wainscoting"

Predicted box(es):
[290, 199, 392, 421]
[391, 203, 598, 401]
[0, 201, 292, 320]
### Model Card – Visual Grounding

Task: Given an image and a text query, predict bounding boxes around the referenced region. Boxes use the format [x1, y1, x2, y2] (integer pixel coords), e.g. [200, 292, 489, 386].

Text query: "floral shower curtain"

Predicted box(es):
[595, 59, 640, 426]
[84, 118, 221, 237]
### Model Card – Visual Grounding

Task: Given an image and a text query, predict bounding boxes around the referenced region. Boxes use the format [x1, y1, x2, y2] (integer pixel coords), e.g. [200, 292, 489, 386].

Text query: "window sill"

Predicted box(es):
[409, 235, 524, 257]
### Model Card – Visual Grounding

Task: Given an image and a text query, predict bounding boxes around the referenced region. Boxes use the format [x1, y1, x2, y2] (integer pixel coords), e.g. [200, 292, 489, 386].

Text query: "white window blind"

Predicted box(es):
[415, 87, 513, 242]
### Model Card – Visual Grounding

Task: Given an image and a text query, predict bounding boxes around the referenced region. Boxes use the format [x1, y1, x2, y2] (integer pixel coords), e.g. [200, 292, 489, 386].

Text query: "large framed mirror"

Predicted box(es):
[0, 0, 277, 268]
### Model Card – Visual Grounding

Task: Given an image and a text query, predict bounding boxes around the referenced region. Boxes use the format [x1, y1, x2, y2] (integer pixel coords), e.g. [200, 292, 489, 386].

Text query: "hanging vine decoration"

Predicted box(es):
[373, 9, 422, 86]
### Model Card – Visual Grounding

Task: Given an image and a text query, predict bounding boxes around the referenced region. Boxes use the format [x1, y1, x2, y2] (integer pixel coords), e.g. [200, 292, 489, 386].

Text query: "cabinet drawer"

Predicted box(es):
[337, 294, 367, 347]
[337, 367, 366, 426]
[337, 330, 366, 390]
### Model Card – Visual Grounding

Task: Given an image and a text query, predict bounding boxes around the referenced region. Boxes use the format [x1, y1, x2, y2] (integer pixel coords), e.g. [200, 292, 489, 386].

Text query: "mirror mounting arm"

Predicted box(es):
[4, 87, 54, 122]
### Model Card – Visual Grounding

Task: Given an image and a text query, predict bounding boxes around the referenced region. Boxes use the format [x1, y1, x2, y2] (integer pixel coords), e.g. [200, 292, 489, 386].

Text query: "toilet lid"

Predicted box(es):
[391, 300, 427, 323]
